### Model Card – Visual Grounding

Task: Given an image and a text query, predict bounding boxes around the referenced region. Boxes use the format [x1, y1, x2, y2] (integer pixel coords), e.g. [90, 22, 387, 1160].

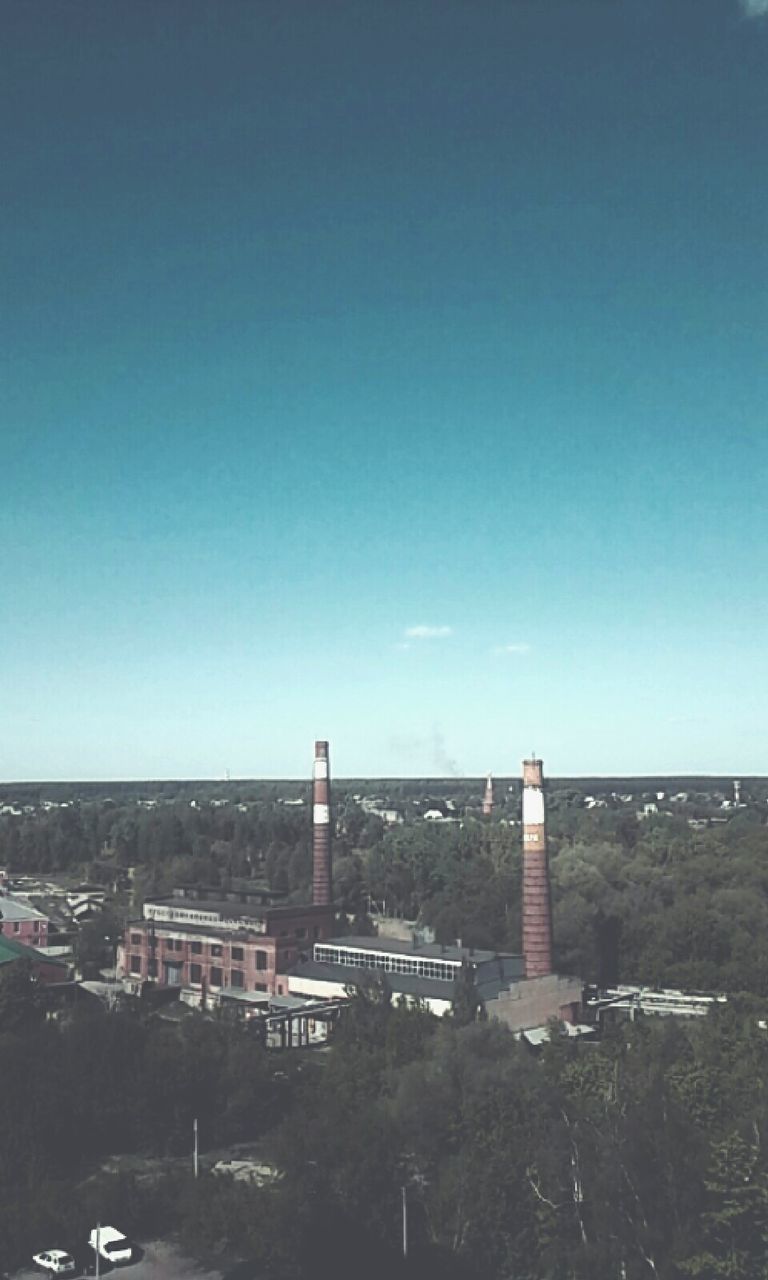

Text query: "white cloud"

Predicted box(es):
[740, 0, 768, 15]
[493, 642, 531, 656]
[404, 625, 453, 639]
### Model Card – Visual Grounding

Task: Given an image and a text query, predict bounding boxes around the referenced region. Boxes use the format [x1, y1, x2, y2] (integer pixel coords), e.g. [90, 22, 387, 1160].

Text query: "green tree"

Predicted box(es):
[0, 960, 44, 1031]
[680, 1134, 768, 1279]
[449, 962, 484, 1027]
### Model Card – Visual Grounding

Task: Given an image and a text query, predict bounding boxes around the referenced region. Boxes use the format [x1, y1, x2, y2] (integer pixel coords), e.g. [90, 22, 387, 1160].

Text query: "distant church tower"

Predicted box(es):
[521, 756, 553, 977]
[482, 773, 494, 816]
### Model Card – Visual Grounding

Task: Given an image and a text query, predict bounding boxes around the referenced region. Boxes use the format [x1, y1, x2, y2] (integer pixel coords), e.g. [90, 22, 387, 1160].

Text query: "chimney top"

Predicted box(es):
[522, 758, 544, 788]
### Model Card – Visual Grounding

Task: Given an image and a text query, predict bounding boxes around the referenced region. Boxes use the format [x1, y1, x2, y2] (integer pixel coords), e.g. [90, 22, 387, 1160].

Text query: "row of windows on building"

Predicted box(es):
[315, 945, 460, 983]
[132, 935, 249, 960]
[130, 938, 274, 967]
[2, 920, 43, 934]
[127, 954, 271, 992]
[131, 926, 319, 952]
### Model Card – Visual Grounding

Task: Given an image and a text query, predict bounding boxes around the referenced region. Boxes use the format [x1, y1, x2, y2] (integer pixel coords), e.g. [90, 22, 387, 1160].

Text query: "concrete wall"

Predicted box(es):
[486, 973, 583, 1033]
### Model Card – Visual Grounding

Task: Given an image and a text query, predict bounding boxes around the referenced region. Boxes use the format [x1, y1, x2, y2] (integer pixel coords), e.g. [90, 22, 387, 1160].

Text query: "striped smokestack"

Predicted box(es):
[521, 756, 553, 977]
[482, 773, 494, 816]
[312, 740, 332, 907]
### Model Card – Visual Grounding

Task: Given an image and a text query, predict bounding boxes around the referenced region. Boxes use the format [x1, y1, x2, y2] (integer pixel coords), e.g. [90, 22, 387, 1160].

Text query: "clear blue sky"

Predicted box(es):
[2, 0, 767, 781]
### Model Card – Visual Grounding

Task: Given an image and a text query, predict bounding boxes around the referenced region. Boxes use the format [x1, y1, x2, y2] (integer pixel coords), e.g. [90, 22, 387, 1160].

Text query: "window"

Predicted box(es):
[148, 959, 157, 978]
[191, 941, 202, 954]
[190, 964, 202, 985]
[13, 923, 20, 933]
[313, 926, 320, 939]
[33, 921, 39, 932]
[256, 950, 268, 971]
[211, 945, 223, 958]
[209, 966, 223, 987]
[130, 955, 142, 974]
[254, 982, 267, 992]
[231, 946, 244, 962]
[277, 984, 283, 995]
[295, 928, 306, 939]
[230, 969, 244, 989]
[130, 933, 141, 945]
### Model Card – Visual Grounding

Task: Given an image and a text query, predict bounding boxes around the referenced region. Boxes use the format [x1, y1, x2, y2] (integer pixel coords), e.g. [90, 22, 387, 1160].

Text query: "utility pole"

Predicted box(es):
[193, 1117, 199, 1178]
[401, 1185, 408, 1260]
[94, 1224, 100, 1280]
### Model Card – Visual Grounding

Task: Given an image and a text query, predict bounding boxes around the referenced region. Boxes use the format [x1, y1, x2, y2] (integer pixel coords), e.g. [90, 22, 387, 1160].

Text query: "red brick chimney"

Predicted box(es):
[312, 740, 332, 907]
[521, 756, 553, 977]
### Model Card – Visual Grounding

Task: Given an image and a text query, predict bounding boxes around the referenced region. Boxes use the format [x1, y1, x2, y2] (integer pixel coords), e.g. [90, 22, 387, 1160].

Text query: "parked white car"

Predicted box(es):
[32, 1251, 76, 1276]
[88, 1226, 132, 1265]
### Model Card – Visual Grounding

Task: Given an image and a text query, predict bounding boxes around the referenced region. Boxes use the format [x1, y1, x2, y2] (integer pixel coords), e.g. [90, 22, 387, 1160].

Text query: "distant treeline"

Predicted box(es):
[2, 775, 768, 805]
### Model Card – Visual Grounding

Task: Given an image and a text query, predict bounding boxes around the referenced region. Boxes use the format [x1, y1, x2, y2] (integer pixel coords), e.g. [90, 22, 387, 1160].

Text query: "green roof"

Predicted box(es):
[0, 934, 67, 968]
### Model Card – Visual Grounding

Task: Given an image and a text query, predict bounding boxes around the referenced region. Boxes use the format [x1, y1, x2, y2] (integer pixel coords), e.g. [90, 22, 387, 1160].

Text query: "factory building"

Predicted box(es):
[117, 887, 334, 995]
[117, 740, 338, 997]
[287, 935, 526, 1017]
[286, 933, 582, 1031]
[116, 741, 581, 1033]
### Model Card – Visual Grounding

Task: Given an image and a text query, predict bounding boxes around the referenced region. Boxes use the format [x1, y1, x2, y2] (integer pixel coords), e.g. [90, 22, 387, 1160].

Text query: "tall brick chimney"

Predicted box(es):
[312, 740, 332, 907]
[521, 756, 553, 977]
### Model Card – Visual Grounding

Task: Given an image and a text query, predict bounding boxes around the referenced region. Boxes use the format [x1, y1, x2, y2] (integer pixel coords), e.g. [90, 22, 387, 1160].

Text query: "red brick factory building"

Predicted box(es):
[116, 740, 337, 996]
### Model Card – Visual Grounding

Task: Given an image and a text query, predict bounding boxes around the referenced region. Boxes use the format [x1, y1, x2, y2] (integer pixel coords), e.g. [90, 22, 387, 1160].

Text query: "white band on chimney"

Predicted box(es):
[522, 788, 545, 825]
[313, 803, 330, 825]
[313, 759, 328, 780]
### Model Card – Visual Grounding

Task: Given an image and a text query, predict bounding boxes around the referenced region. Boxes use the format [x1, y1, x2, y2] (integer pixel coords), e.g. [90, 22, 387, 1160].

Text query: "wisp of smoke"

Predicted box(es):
[432, 727, 462, 778]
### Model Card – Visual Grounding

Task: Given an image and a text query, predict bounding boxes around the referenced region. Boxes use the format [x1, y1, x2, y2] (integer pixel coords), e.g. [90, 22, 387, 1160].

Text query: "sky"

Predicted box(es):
[2, 0, 768, 781]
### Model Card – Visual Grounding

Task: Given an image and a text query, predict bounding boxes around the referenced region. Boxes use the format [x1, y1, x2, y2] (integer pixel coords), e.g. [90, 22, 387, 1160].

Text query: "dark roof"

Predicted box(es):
[146, 897, 272, 921]
[322, 935, 500, 964]
[145, 896, 328, 923]
[474, 955, 526, 1000]
[173, 882, 283, 902]
[126, 920, 272, 942]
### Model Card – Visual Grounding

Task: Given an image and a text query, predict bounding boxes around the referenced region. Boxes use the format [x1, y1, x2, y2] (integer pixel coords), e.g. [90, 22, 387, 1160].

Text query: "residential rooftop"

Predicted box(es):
[0, 894, 48, 922]
[0, 935, 67, 967]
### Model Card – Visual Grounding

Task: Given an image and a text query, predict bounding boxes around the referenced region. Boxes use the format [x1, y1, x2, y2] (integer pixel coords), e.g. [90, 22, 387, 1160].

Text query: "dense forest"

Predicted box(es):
[3, 963, 768, 1280]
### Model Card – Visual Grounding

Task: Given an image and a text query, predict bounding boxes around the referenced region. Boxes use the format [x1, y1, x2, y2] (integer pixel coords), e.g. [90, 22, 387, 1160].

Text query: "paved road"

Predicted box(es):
[15, 1242, 224, 1280]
